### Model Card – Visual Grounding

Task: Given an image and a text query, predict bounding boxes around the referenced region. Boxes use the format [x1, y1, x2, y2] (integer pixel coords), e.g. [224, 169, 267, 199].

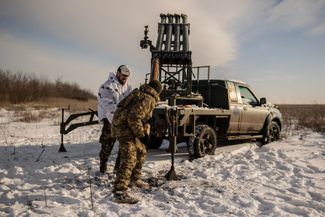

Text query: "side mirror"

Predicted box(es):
[260, 97, 267, 105]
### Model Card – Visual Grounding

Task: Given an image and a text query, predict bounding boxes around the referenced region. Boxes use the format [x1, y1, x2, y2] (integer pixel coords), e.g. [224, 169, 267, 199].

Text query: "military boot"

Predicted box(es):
[99, 160, 107, 174]
[130, 179, 150, 190]
[113, 191, 139, 204]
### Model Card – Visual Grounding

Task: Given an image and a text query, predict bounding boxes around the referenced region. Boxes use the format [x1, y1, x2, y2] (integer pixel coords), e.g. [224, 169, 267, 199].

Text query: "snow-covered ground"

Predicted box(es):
[0, 108, 324, 217]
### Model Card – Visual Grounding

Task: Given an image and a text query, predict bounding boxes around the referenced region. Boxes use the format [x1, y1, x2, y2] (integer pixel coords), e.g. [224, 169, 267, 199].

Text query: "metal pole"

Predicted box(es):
[207, 66, 211, 106]
[165, 134, 178, 181]
[181, 14, 189, 51]
[197, 67, 200, 93]
[165, 101, 179, 181]
[174, 14, 181, 51]
[59, 108, 67, 152]
[156, 14, 166, 51]
[165, 14, 173, 51]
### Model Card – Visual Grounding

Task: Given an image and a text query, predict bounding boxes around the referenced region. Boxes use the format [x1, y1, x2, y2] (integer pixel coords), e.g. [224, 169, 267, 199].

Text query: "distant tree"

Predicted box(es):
[0, 69, 96, 104]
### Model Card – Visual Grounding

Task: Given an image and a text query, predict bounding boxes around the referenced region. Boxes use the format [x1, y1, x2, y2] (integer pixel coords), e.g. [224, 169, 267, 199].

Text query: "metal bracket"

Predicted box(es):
[59, 108, 99, 152]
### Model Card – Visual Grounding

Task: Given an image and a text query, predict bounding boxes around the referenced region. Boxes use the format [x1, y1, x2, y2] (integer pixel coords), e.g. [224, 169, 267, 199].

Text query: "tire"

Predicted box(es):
[188, 125, 217, 159]
[145, 135, 163, 149]
[261, 121, 280, 145]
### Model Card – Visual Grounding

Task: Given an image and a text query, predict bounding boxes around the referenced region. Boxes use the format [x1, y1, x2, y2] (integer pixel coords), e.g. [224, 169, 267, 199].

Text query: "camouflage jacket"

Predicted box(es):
[97, 72, 132, 123]
[111, 84, 160, 138]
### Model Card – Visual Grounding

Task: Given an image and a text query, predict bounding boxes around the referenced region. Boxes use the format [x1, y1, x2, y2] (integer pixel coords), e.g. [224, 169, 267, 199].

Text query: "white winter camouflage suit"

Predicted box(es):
[98, 71, 132, 164]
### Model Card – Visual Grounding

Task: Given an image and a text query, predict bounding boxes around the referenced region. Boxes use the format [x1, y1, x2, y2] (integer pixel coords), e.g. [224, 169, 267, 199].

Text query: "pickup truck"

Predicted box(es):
[148, 79, 282, 159]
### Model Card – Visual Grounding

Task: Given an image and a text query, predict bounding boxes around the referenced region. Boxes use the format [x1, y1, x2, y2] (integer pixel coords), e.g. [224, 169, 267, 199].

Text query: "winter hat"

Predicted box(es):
[148, 80, 162, 94]
[117, 65, 131, 76]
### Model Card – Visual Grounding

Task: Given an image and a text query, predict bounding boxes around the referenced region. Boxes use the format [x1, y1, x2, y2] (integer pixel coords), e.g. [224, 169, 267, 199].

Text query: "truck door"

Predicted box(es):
[226, 81, 242, 133]
[237, 85, 268, 133]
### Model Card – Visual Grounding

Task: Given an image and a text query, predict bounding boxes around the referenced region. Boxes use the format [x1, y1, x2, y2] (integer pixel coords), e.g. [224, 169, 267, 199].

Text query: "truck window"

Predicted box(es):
[239, 86, 258, 105]
[227, 82, 238, 103]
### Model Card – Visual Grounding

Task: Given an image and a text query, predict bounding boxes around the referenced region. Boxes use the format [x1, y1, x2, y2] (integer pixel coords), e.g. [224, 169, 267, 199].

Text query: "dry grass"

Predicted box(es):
[17, 111, 48, 123]
[24, 97, 97, 112]
[2, 98, 97, 112]
[1, 98, 97, 123]
[278, 104, 325, 132]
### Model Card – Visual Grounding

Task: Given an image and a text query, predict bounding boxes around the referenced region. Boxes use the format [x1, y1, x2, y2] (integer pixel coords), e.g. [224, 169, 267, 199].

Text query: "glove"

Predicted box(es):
[139, 123, 151, 144]
[140, 134, 151, 144]
[143, 123, 151, 136]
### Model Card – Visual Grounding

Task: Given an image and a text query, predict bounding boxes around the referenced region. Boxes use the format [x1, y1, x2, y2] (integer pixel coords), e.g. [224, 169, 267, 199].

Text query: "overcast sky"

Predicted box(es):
[1, 0, 325, 104]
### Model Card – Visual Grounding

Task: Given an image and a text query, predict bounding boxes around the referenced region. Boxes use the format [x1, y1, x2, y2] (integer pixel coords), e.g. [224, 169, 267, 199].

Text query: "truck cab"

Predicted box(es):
[192, 79, 282, 144]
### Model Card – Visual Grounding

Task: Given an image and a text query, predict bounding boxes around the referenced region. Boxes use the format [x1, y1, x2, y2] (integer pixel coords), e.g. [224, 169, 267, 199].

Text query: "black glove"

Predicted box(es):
[140, 134, 151, 144]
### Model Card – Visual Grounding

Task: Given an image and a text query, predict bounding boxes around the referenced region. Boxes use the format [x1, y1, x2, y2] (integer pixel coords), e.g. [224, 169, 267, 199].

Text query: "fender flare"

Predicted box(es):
[261, 112, 282, 135]
[261, 113, 273, 135]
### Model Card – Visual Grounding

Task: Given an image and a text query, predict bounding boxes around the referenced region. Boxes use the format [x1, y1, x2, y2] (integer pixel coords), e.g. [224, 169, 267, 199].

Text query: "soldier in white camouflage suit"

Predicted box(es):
[111, 79, 162, 204]
[97, 65, 132, 174]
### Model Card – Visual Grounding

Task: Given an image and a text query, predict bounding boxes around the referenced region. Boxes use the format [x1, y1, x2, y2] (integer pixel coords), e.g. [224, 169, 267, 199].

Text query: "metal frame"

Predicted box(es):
[59, 109, 98, 152]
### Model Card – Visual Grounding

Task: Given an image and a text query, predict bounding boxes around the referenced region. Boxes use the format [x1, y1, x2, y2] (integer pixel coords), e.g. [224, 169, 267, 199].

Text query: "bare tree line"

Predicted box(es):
[0, 69, 96, 103]
[278, 104, 325, 133]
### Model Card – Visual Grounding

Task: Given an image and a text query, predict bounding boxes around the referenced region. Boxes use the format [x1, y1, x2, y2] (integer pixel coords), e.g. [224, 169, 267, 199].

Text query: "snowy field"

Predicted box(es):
[0, 108, 325, 217]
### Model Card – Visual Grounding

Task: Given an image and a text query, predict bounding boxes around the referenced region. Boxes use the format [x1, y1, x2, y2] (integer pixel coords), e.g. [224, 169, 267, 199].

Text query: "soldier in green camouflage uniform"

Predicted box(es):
[111, 80, 162, 204]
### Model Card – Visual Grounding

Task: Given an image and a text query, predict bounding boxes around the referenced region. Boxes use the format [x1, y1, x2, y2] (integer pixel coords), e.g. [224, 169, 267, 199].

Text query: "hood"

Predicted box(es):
[140, 84, 160, 102]
[108, 72, 119, 83]
[106, 71, 130, 87]
[265, 103, 282, 120]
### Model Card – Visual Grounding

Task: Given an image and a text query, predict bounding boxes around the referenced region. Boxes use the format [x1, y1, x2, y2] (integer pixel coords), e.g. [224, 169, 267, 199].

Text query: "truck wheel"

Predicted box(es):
[261, 121, 280, 145]
[188, 125, 217, 159]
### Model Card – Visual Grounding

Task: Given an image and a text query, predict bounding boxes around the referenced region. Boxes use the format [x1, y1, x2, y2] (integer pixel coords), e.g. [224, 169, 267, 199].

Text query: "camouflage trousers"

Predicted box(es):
[113, 136, 147, 192]
[99, 119, 120, 169]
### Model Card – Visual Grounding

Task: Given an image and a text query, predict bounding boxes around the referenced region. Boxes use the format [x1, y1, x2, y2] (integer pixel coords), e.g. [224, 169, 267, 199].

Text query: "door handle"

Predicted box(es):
[243, 107, 247, 111]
